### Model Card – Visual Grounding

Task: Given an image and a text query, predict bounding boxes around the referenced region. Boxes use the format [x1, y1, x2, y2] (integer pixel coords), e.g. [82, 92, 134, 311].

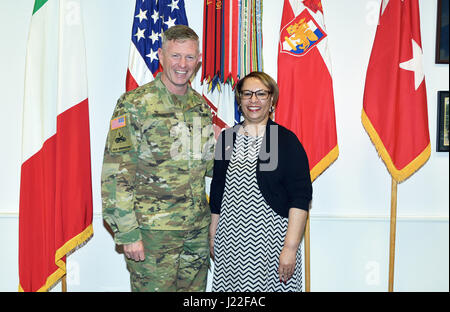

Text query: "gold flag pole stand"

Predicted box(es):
[388, 178, 398, 292]
[304, 213, 311, 292]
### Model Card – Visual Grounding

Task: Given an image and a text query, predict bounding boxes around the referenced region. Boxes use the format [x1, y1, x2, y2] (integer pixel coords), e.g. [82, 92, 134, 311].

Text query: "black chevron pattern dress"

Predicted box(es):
[212, 133, 302, 292]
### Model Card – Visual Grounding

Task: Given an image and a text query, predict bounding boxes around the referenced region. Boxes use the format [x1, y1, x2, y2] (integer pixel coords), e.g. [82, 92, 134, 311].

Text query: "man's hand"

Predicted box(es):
[123, 240, 145, 262]
[209, 237, 215, 262]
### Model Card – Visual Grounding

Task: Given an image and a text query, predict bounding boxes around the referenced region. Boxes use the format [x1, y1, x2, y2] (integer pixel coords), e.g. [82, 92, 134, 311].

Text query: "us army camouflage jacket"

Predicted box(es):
[101, 74, 215, 245]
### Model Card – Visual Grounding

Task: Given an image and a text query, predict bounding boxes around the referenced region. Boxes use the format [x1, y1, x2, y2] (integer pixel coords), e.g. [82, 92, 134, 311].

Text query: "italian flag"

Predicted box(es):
[19, 0, 93, 292]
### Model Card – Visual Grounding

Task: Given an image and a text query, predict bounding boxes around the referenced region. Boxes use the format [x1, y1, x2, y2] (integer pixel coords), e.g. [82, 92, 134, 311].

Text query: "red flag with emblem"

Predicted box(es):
[276, 0, 338, 181]
[362, 0, 430, 182]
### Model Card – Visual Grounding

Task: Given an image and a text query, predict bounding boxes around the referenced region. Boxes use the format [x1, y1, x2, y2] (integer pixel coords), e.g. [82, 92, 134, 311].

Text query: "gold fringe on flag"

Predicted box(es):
[19, 224, 93, 292]
[361, 109, 431, 183]
[310, 145, 339, 182]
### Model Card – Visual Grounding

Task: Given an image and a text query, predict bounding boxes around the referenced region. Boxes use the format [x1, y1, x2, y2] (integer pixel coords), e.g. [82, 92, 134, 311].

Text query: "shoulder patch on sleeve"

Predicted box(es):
[108, 114, 133, 153]
[111, 115, 127, 130]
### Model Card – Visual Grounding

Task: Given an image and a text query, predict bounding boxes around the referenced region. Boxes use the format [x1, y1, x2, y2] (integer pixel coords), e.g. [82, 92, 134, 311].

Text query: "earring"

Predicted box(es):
[269, 106, 274, 113]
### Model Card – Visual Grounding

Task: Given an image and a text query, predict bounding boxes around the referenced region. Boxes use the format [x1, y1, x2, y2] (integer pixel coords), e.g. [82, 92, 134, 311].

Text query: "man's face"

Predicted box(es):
[158, 39, 201, 95]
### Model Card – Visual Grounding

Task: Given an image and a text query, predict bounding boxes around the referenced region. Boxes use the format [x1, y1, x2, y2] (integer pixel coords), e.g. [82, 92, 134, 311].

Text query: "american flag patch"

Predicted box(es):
[111, 115, 126, 130]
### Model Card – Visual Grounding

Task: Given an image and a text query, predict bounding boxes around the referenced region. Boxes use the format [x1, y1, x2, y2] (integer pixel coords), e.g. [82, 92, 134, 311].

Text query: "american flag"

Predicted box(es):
[110, 115, 126, 130]
[126, 0, 189, 91]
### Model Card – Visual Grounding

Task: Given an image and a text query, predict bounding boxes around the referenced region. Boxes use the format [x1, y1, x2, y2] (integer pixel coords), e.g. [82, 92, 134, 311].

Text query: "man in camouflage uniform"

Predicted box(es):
[101, 25, 215, 292]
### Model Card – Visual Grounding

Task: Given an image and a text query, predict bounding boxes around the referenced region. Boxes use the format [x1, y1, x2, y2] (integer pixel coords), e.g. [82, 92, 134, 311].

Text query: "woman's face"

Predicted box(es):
[239, 77, 273, 126]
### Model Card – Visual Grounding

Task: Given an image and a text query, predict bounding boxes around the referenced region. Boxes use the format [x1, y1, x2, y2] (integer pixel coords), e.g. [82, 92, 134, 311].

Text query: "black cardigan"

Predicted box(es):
[210, 119, 312, 218]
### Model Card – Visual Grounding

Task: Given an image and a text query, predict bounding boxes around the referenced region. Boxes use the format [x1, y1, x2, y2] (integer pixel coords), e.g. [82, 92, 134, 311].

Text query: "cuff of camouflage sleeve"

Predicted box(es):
[114, 228, 142, 245]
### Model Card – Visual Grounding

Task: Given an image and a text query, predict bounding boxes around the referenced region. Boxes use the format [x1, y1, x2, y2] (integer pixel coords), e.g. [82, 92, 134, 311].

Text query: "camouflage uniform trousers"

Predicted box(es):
[125, 226, 210, 292]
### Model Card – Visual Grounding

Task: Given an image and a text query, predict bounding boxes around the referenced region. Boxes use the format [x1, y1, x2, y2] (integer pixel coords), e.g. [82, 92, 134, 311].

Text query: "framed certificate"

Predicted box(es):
[436, 0, 449, 64]
[437, 91, 449, 152]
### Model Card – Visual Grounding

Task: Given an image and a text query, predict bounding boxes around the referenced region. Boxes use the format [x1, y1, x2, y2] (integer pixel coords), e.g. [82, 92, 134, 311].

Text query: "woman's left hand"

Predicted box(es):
[278, 246, 297, 283]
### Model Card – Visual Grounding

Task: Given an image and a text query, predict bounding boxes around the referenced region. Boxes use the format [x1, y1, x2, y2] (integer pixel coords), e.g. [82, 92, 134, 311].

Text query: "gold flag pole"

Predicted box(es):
[304, 212, 311, 292]
[388, 178, 398, 292]
[62, 274, 67, 292]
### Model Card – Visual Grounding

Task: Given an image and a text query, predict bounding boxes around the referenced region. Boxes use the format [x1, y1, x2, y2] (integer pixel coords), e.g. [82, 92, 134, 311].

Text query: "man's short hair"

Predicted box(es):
[161, 25, 199, 48]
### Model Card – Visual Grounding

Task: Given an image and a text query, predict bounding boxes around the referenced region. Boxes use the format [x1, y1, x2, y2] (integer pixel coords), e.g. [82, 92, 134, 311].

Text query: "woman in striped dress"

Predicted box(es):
[209, 72, 313, 292]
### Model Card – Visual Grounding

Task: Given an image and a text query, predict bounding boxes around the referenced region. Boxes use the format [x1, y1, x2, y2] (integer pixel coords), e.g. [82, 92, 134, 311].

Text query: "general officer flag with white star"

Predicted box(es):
[362, 0, 430, 182]
[126, 0, 188, 91]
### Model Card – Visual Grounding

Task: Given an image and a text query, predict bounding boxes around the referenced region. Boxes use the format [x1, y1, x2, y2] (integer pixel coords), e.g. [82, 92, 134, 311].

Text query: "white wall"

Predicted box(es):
[0, 0, 448, 292]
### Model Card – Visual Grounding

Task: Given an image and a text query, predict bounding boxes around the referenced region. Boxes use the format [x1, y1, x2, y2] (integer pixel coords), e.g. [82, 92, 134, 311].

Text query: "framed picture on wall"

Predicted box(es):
[436, 0, 449, 64]
[437, 91, 449, 152]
